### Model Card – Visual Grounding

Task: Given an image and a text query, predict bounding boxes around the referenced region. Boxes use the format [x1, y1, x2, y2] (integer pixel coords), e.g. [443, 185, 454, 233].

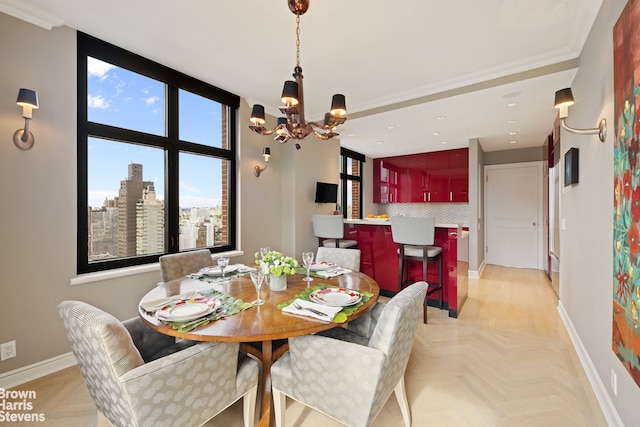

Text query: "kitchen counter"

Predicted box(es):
[344, 220, 468, 317]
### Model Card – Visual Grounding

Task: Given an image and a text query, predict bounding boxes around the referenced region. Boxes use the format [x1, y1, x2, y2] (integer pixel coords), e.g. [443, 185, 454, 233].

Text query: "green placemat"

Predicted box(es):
[277, 284, 374, 323]
[160, 289, 252, 332]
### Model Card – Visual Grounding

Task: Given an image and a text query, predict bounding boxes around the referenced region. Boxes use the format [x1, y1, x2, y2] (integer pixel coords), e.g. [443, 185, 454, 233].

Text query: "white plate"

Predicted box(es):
[199, 265, 238, 276]
[309, 262, 337, 271]
[309, 288, 363, 307]
[156, 298, 220, 321]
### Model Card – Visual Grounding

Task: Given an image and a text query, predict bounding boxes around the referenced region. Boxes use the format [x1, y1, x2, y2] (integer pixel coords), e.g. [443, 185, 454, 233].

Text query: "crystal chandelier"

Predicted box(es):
[249, 0, 347, 146]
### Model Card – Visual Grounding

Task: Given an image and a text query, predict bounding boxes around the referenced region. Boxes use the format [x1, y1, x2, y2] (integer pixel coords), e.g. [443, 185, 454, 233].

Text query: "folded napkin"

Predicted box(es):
[282, 299, 343, 321]
[140, 291, 198, 314]
[315, 267, 352, 278]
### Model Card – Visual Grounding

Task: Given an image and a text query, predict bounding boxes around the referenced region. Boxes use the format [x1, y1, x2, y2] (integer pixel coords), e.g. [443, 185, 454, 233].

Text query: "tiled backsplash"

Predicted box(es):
[378, 203, 469, 226]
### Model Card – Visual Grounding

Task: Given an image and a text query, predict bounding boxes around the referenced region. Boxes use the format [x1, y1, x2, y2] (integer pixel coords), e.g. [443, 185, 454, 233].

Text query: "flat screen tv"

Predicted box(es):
[564, 147, 579, 186]
[314, 182, 338, 203]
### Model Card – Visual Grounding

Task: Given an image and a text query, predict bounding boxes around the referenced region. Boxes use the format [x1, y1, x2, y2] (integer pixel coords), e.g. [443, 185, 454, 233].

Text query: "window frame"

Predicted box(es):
[340, 147, 365, 219]
[77, 32, 239, 274]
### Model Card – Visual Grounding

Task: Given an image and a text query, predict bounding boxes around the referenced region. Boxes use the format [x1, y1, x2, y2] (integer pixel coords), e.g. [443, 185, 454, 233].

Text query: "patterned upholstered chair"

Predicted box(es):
[315, 247, 361, 272]
[159, 249, 213, 282]
[271, 282, 427, 427]
[57, 300, 259, 427]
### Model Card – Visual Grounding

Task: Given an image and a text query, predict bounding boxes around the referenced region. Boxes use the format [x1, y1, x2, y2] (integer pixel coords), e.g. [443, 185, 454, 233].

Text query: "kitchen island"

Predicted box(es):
[344, 219, 468, 318]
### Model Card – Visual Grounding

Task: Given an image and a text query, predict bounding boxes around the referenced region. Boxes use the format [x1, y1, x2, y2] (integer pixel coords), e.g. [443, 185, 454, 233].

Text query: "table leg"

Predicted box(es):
[258, 340, 273, 427]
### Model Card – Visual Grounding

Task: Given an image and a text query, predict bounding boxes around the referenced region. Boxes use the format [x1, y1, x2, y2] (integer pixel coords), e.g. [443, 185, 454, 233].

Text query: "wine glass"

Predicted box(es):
[249, 269, 265, 305]
[302, 251, 314, 282]
[260, 246, 270, 259]
[217, 256, 230, 285]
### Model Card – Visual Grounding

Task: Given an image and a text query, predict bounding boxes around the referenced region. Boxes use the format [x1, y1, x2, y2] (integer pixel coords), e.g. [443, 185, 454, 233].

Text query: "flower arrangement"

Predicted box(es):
[255, 251, 299, 277]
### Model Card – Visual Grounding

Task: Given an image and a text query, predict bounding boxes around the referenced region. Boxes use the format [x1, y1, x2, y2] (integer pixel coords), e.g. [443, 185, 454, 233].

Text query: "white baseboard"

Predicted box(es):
[0, 352, 77, 390]
[557, 302, 623, 427]
[468, 260, 485, 279]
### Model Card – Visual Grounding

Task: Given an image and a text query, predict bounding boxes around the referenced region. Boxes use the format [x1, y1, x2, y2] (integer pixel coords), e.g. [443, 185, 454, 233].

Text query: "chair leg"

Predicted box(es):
[437, 254, 443, 309]
[242, 384, 258, 427]
[273, 387, 286, 427]
[423, 256, 429, 324]
[394, 377, 412, 427]
[397, 248, 405, 291]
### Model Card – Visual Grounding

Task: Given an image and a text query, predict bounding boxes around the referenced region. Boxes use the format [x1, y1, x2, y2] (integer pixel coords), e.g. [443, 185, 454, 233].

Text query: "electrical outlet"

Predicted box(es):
[611, 369, 617, 396]
[1, 341, 16, 361]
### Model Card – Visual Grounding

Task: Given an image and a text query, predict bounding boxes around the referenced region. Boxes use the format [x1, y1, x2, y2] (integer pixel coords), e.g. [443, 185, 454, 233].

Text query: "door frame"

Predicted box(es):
[484, 161, 544, 270]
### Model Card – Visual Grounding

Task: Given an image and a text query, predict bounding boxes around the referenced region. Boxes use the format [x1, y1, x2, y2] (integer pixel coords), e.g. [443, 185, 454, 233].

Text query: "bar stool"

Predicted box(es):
[312, 214, 358, 249]
[390, 216, 443, 323]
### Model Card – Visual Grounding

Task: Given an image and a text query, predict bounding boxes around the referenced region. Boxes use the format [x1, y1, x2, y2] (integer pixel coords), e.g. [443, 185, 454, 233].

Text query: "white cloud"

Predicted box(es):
[88, 190, 118, 208]
[87, 57, 115, 78]
[144, 96, 160, 105]
[88, 94, 110, 109]
[179, 195, 221, 208]
[180, 182, 200, 193]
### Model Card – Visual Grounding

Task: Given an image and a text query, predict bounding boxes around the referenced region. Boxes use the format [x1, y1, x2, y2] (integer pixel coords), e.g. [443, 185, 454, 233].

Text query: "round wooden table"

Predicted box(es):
[139, 271, 380, 427]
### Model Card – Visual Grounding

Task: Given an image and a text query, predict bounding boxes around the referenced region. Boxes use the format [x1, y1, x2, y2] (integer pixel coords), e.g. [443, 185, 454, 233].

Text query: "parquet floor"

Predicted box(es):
[10, 265, 607, 426]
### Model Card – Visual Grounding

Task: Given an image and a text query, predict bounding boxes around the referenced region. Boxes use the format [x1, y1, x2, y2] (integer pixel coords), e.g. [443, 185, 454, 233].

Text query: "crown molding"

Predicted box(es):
[0, 0, 63, 30]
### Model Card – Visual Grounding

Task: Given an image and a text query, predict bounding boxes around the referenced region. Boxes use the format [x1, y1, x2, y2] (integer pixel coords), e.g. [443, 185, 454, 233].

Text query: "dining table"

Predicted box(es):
[138, 269, 380, 427]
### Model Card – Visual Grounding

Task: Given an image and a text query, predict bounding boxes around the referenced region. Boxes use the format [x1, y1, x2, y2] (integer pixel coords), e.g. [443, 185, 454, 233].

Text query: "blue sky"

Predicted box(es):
[86, 57, 223, 208]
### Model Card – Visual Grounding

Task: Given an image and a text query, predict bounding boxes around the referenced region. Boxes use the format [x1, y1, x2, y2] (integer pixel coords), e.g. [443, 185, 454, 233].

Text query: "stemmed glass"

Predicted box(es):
[259, 247, 271, 284]
[249, 268, 265, 306]
[260, 246, 270, 259]
[302, 251, 314, 282]
[217, 256, 230, 285]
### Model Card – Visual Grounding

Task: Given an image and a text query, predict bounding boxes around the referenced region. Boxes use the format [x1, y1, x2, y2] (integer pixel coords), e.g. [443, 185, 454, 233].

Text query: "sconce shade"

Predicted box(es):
[281, 80, 299, 106]
[330, 94, 347, 117]
[16, 88, 39, 109]
[250, 104, 266, 126]
[263, 147, 271, 158]
[554, 88, 575, 109]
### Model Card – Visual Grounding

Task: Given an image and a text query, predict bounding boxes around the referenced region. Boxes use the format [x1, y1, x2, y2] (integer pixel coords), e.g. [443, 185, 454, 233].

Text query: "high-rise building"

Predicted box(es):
[136, 184, 164, 255]
[118, 163, 153, 257]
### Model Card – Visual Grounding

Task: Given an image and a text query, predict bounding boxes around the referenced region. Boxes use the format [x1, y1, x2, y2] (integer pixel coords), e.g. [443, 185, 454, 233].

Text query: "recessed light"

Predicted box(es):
[432, 132, 440, 136]
[442, 141, 448, 144]
[509, 140, 517, 144]
[347, 133, 354, 137]
[377, 141, 384, 144]
[387, 126, 395, 130]
[508, 119, 518, 124]
[507, 102, 518, 107]
[436, 116, 446, 120]
[509, 131, 518, 135]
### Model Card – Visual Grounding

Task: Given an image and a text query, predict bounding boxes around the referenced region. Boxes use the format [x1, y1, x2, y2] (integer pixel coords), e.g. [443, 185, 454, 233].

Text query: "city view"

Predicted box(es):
[87, 162, 223, 262]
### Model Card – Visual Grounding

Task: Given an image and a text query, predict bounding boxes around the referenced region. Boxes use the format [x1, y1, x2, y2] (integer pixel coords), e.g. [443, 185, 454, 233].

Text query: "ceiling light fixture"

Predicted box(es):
[554, 88, 606, 143]
[249, 0, 346, 148]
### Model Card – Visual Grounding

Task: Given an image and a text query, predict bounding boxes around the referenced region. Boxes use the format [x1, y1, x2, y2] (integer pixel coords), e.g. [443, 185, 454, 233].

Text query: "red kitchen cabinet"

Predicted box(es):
[426, 150, 450, 202]
[373, 156, 412, 203]
[449, 148, 469, 202]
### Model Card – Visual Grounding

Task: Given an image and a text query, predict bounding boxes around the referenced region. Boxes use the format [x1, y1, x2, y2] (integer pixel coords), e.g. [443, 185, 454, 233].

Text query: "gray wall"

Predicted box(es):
[559, 0, 637, 424]
[0, 12, 334, 376]
[483, 146, 545, 165]
[469, 138, 485, 273]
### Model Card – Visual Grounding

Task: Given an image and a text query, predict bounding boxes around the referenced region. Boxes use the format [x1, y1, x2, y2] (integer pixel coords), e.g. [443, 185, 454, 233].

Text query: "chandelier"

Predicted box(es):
[249, 0, 347, 145]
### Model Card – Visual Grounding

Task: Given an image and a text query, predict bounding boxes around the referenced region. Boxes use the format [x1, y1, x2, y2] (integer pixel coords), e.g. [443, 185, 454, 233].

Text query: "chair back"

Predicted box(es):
[316, 247, 361, 271]
[159, 249, 213, 282]
[312, 214, 344, 239]
[366, 282, 427, 417]
[57, 300, 142, 424]
[390, 216, 436, 246]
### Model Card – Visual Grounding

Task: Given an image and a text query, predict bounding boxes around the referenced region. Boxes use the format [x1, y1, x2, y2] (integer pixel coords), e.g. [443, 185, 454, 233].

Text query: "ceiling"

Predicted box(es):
[1, 0, 603, 157]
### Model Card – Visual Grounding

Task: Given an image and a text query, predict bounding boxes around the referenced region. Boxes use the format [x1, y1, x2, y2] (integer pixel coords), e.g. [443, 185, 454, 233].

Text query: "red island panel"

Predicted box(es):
[344, 222, 467, 317]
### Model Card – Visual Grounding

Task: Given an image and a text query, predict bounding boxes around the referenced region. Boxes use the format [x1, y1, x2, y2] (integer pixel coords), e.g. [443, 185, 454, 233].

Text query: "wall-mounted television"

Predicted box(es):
[314, 182, 338, 203]
[564, 147, 579, 186]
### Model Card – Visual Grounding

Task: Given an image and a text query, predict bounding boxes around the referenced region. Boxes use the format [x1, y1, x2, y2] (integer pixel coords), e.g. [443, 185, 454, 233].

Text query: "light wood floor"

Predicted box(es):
[10, 265, 607, 426]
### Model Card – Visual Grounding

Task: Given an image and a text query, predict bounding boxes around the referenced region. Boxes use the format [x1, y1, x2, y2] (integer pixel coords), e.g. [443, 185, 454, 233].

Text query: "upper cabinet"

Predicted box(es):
[373, 148, 468, 203]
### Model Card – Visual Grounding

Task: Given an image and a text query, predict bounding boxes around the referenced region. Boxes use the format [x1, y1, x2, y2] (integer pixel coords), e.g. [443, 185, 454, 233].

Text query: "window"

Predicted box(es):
[77, 32, 239, 273]
[340, 148, 365, 219]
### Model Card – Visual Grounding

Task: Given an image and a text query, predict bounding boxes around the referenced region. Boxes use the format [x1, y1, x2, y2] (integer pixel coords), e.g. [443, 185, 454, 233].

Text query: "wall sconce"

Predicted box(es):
[554, 88, 606, 142]
[254, 147, 271, 177]
[13, 88, 39, 150]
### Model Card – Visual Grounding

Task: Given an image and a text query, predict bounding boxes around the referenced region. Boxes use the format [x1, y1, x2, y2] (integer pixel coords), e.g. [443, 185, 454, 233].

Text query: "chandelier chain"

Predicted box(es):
[295, 14, 301, 68]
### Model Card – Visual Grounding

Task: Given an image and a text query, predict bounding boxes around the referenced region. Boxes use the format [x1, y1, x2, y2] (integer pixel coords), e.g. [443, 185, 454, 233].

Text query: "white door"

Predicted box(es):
[485, 162, 543, 269]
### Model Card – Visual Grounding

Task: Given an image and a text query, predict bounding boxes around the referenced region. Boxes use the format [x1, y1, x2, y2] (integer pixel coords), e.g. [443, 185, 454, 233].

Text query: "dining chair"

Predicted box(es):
[271, 281, 427, 427]
[57, 300, 259, 427]
[390, 216, 443, 323]
[312, 214, 358, 249]
[159, 248, 213, 282]
[315, 247, 361, 271]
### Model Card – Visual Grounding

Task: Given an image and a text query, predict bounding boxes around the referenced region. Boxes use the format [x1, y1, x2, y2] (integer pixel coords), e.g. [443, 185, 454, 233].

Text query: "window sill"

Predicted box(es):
[70, 249, 245, 286]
